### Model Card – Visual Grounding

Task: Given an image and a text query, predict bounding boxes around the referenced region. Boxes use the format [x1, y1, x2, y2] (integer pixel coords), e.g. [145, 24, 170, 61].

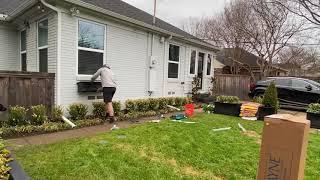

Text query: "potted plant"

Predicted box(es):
[306, 103, 320, 128]
[257, 82, 279, 120]
[215, 95, 242, 116]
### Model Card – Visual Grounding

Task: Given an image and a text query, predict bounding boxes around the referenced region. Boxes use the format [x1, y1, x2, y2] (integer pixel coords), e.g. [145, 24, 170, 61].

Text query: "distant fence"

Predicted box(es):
[214, 74, 251, 100]
[0, 71, 55, 110]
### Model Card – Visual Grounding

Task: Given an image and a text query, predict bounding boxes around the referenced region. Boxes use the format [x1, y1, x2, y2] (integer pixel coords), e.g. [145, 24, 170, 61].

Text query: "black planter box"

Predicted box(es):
[77, 82, 101, 93]
[307, 112, 320, 129]
[8, 160, 30, 180]
[257, 106, 276, 121]
[214, 102, 242, 116]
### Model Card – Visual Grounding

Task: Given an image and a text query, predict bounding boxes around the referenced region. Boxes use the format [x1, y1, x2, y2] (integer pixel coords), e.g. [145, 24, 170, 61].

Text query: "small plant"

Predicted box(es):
[125, 100, 137, 113]
[202, 104, 215, 113]
[136, 99, 150, 112]
[149, 98, 159, 111]
[307, 103, 320, 114]
[30, 105, 47, 125]
[51, 106, 63, 122]
[262, 82, 279, 110]
[113, 101, 121, 116]
[68, 103, 88, 121]
[7, 106, 28, 126]
[253, 96, 263, 104]
[92, 102, 106, 119]
[216, 95, 240, 104]
[0, 138, 11, 180]
[191, 76, 200, 102]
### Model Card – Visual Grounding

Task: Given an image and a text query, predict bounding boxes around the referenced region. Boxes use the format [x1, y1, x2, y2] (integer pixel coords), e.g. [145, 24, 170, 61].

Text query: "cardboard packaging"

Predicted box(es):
[257, 114, 310, 180]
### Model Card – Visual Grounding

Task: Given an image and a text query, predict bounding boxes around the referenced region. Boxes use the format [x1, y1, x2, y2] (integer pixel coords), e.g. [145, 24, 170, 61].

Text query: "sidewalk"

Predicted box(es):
[6, 110, 200, 148]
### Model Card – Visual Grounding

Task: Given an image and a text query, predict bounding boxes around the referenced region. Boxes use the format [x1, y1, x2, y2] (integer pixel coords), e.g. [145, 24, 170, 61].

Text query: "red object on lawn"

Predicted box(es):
[185, 104, 195, 117]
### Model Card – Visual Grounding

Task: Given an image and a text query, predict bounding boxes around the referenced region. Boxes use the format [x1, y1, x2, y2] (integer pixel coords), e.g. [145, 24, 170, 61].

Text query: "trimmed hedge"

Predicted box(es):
[125, 97, 191, 113]
[0, 119, 104, 138]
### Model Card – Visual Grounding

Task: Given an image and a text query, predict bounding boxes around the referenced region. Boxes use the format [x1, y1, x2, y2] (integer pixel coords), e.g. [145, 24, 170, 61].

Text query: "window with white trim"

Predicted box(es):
[20, 30, 27, 71]
[38, 19, 48, 73]
[207, 54, 212, 75]
[78, 20, 105, 75]
[168, 44, 180, 78]
[189, 50, 196, 75]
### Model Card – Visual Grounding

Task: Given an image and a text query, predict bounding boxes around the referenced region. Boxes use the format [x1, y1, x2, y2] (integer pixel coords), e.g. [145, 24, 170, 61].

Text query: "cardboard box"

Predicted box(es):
[257, 114, 310, 180]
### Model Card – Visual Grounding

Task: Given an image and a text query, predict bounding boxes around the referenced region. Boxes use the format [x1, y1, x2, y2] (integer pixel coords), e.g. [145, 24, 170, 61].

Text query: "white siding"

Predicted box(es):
[107, 25, 148, 101]
[48, 13, 57, 74]
[57, 10, 215, 106]
[0, 24, 19, 71]
[26, 21, 37, 71]
[59, 13, 152, 106]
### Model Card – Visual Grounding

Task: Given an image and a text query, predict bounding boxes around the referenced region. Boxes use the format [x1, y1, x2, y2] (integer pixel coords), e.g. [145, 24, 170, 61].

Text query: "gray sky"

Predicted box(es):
[122, 0, 229, 26]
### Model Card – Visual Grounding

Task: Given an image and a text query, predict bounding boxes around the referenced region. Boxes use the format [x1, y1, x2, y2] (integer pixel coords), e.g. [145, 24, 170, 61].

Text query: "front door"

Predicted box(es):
[197, 52, 205, 89]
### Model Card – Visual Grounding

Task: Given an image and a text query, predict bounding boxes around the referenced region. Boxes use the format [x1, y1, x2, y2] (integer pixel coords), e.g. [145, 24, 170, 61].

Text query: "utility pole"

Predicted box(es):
[153, 0, 157, 25]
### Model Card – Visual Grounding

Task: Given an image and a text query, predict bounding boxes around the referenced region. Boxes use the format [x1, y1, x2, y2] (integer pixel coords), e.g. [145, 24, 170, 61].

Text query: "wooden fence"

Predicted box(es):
[0, 71, 55, 110]
[214, 74, 251, 100]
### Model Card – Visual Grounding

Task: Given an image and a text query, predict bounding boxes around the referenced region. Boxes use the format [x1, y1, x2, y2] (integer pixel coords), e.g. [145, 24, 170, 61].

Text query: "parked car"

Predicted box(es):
[249, 77, 320, 109]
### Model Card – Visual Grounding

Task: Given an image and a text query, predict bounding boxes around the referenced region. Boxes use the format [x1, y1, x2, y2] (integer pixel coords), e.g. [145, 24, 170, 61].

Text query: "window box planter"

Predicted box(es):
[306, 112, 320, 129]
[257, 106, 276, 121]
[8, 159, 30, 180]
[214, 102, 242, 116]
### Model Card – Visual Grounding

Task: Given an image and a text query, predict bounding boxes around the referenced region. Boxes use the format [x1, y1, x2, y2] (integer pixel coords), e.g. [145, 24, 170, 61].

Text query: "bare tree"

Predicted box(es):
[272, 0, 320, 26]
[183, 0, 306, 79]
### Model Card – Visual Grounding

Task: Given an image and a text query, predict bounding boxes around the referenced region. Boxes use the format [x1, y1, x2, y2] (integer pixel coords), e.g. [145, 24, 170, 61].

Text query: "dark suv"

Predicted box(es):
[249, 77, 320, 109]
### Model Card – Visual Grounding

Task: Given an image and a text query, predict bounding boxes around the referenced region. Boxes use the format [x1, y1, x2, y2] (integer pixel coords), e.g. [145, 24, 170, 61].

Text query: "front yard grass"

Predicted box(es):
[12, 114, 320, 179]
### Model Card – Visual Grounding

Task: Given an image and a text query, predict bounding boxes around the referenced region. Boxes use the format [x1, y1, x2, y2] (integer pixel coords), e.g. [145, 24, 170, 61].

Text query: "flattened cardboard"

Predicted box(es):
[257, 114, 310, 180]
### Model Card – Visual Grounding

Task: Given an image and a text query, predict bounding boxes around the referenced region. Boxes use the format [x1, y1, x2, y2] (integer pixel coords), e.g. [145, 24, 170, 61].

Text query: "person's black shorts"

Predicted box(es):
[103, 87, 116, 103]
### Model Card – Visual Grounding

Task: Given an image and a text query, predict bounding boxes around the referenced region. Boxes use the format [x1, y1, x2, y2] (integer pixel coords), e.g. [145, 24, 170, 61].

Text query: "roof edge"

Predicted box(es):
[64, 0, 219, 51]
[2, 0, 37, 21]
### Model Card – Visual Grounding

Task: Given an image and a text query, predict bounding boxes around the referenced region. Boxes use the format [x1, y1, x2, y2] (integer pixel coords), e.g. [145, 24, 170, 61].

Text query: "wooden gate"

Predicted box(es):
[0, 71, 55, 109]
[214, 74, 251, 100]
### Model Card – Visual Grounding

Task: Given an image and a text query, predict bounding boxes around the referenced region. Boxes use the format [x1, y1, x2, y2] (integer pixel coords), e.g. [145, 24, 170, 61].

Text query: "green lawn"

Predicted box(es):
[12, 114, 320, 180]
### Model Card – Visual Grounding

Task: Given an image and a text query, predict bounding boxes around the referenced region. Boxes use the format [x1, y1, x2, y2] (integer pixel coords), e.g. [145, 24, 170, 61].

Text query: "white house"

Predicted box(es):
[0, 0, 219, 107]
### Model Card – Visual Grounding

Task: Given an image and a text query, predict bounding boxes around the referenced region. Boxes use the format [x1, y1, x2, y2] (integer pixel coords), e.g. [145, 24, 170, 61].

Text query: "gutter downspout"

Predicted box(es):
[41, 0, 62, 105]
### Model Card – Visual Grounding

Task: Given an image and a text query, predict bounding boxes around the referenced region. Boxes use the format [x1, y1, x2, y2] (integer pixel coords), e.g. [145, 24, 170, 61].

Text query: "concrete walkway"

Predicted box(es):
[5, 111, 194, 148]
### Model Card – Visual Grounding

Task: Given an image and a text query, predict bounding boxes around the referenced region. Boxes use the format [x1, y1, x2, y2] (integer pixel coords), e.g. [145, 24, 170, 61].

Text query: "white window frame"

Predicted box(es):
[37, 18, 49, 73]
[206, 53, 213, 77]
[20, 29, 27, 71]
[76, 18, 106, 79]
[168, 43, 180, 80]
[188, 49, 197, 76]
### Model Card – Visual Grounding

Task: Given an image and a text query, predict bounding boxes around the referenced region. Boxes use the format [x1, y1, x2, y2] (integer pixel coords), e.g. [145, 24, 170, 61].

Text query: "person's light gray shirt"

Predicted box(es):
[91, 67, 117, 88]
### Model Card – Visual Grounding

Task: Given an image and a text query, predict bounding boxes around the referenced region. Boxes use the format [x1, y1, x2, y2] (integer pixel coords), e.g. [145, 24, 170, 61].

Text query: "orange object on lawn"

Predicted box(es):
[185, 104, 195, 117]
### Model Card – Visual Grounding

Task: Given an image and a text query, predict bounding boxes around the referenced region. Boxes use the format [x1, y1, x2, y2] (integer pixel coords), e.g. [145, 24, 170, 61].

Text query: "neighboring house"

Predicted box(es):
[0, 0, 219, 107]
[214, 48, 287, 80]
[278, 62, 320, 77]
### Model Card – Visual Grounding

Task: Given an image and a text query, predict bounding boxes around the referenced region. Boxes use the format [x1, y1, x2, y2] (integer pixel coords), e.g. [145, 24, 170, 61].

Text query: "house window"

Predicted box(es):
[189, 50, 196, 74]
[38, 19, 48, 73]
[78, 20, 105, 75]
[207, 54, 212, 75]
[20, 30, 27, 71]
[168, 44, 180, 78]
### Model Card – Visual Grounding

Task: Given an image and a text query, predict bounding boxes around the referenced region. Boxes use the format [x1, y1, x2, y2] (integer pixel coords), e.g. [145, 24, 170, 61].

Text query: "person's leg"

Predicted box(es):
[107, 102, 114, 117]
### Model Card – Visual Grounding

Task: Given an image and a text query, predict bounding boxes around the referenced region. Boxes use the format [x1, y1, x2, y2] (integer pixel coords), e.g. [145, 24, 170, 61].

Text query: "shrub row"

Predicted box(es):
[216, 95, 240, 104]
[0, 119, 104, 138]
[125, 97, 191, 113]
[6, 105, 63, 127]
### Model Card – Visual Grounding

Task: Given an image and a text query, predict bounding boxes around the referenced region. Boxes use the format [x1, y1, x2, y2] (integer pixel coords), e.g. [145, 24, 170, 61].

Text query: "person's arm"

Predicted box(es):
[91, 68, 101, 82]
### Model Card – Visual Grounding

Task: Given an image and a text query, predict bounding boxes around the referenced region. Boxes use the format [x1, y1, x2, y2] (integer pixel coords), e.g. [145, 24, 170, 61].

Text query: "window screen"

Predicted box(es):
[39, 48, 48, 73]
